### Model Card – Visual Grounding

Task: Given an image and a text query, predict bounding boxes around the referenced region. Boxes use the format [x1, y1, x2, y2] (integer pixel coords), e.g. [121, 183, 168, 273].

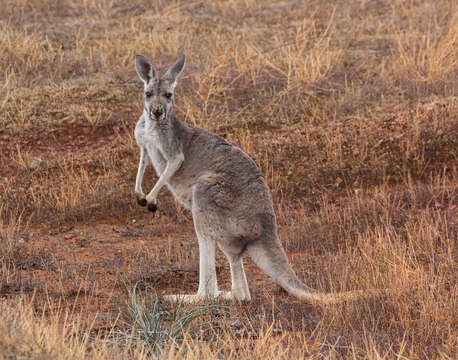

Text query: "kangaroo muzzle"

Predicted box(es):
[149, 105, 166, 120]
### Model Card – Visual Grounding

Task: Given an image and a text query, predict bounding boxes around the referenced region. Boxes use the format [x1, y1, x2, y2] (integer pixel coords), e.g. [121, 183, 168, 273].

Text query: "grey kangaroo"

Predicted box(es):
[134, 54, 372, 304]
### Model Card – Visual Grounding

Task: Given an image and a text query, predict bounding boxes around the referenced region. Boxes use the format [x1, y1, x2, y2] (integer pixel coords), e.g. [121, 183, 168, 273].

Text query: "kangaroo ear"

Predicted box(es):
[135, 55, 157, 84]
[162, 54, 186, 86]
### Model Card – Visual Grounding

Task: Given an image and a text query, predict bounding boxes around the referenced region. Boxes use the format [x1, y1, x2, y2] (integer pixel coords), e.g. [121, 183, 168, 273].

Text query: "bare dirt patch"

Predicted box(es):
[1, 0, 456, 358]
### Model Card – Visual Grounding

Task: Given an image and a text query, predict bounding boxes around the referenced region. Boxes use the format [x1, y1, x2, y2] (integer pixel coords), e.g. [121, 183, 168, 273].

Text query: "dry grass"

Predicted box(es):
[0, 0, 457, 358]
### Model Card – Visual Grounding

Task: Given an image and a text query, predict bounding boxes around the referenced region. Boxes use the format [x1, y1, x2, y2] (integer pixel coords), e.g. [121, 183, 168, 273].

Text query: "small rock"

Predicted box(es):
[229, 319, 241, 328]
[21, 233, 30, 242]
[374, 139, 385, 148]
[120, 229, 132, 237]
[25, 156, 45, 170]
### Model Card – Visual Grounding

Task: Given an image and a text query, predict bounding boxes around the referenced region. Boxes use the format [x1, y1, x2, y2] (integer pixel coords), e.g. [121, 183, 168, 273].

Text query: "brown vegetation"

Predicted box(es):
[0, 0, 456, 358]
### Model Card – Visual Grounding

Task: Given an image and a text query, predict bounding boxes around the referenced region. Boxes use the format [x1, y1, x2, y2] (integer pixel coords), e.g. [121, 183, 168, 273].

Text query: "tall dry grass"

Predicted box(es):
[0, 0, 456, 358]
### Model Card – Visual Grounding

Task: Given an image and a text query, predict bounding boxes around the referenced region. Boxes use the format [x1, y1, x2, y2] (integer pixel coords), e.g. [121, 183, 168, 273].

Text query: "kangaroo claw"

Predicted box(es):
[147, 202, 158, 213]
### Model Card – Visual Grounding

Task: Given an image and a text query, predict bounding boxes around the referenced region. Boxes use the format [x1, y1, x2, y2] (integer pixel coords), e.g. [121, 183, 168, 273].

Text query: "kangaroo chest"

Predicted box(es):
[145, 141, 166, 176]
[145, 140, 193, 209]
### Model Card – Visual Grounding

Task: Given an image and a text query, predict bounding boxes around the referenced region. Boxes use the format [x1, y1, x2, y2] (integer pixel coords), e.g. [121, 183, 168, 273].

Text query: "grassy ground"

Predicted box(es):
[0, 0, 456, 358]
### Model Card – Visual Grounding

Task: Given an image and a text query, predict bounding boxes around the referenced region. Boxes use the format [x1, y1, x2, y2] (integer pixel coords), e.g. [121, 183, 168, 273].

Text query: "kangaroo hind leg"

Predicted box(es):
[164, 216, 219, 303]
[218, 250, 251, 301]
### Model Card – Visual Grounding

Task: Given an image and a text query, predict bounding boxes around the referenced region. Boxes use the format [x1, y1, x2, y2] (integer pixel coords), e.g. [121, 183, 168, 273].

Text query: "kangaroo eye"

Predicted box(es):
[145, 91, 152, 98]
[164, 92, 172, 99]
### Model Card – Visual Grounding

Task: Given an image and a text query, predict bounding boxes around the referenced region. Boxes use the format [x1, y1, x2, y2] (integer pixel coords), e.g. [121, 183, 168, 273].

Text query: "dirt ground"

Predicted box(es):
[0, 123, 318, 330]
[0, 0, 456, 358]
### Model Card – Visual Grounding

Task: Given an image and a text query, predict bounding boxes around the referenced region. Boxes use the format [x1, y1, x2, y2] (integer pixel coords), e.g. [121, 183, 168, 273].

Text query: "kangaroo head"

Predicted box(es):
[135, 54, 186, 123]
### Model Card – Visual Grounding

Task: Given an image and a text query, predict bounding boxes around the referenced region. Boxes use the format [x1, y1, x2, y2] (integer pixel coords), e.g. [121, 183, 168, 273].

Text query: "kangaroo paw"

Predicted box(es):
[217, 290, 251, 301]
[147, 202, 158, 213]
[163, 294, 205, 303]
[137, 197, 147, 206]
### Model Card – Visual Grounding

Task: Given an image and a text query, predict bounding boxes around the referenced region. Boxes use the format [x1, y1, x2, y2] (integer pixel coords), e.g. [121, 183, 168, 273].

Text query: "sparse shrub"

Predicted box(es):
[124, 285, 227, 357]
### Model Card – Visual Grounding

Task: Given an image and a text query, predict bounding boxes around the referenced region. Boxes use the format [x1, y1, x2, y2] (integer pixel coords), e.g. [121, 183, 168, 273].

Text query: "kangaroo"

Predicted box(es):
[134, 54, 375, 304]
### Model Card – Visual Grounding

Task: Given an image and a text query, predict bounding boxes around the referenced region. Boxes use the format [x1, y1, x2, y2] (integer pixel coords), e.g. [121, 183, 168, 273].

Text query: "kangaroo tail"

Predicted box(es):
[246, 239, 382, 305]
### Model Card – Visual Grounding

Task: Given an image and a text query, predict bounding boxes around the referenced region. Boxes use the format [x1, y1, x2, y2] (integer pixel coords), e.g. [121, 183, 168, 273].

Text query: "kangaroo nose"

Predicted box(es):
[153, 108, 163, 118]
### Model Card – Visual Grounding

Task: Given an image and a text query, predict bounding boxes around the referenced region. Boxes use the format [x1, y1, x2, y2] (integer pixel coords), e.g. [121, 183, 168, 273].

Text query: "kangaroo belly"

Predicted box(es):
[167, 184, 192, 210]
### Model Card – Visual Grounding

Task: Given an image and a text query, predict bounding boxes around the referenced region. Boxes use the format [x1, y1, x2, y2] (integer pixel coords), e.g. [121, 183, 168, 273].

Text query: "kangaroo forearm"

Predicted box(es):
[135, 164, 146, 194]
[135, 149, 147, 195]
[146, 155, 183, 202]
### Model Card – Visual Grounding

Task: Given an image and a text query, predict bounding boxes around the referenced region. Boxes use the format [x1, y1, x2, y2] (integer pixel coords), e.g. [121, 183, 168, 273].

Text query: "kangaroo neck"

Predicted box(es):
[145, 114, 176, 134]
